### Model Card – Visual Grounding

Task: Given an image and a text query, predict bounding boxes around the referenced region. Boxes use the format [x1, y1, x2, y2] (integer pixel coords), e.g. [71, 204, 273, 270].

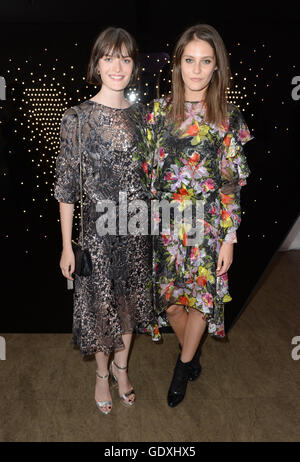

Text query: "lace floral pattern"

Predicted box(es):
[54, 100, 158, 356]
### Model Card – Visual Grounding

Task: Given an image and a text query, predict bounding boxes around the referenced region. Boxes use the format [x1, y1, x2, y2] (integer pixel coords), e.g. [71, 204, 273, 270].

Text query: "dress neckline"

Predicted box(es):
[87, 99, 134, 111]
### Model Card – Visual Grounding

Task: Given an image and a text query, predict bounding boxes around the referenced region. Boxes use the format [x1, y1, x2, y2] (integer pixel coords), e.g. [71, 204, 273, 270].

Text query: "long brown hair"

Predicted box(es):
[86, 27, 139, 87]
[167, 24, 231, 126]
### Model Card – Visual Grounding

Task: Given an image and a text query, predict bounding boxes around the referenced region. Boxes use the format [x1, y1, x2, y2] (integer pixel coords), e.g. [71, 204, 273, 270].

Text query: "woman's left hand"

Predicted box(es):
[216, 242, 234, 276]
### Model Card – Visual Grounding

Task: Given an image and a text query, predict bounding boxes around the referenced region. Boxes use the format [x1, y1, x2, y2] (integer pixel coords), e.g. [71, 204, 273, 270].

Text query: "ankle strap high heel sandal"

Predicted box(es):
[109, 360, 136, 407]
[95, 370, 113, 415]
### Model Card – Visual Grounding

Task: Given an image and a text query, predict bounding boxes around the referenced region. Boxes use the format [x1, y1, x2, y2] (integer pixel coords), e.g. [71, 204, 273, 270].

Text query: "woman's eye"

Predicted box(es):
[204, 60, 212, 64]
[185, 58, 193, 63]
[104, 57, 111, 62]
[124, 58, 131, 64]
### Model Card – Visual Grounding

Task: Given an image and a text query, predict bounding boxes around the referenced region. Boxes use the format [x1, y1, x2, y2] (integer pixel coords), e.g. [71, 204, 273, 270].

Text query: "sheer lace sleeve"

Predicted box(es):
[54, 108, 80, 204]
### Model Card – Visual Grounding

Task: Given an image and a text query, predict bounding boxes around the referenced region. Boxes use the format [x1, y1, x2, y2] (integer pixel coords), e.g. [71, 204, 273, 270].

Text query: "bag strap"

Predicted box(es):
[71, 106, 84, 248]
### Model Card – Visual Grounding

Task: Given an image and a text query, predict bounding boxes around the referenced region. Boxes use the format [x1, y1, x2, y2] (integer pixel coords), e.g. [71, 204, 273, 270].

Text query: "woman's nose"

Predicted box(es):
[193, 62, 201, 74]
[112, 59, 121, 72]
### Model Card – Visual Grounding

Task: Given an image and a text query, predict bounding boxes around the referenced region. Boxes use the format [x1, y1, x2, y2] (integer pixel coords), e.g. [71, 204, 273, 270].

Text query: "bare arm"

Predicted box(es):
[59, 202, 75, 280]
[59, 202, 74, 250]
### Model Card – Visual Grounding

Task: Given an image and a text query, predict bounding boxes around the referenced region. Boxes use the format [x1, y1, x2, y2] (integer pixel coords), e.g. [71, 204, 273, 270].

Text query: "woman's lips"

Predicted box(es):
[109, 75, 124, 80]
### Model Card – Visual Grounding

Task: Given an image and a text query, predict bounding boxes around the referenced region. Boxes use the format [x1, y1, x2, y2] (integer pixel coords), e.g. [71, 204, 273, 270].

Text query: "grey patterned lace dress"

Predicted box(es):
[54, 100, 157, 356]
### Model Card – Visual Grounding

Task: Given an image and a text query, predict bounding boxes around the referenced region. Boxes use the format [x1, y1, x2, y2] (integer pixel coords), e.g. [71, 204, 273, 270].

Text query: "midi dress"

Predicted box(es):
[54, 100, 159, 356]
[136, 98, 253, 338]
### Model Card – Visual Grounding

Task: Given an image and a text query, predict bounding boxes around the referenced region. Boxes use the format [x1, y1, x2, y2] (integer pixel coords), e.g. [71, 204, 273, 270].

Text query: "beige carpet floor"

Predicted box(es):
[1, 250, 299, 442]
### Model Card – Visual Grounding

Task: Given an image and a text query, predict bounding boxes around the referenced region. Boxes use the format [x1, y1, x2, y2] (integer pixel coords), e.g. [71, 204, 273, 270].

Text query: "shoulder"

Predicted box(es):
[147, 97, 169, 119]
[62, 106, 76, 118]
[153, 97, 168, 110]
[132, 100, 145, 110]
[66, 100, 94, 116]
[129, 100, 146, 116]
[62, 100, 95, 125]
[225, 103, 247, 125]
[225, 102, 242, 119]
[60, 107, 78, 130]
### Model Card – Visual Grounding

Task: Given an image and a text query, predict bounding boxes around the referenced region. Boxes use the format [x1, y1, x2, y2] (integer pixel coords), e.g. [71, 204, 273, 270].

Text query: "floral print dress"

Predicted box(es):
[136, 99, 253, 338]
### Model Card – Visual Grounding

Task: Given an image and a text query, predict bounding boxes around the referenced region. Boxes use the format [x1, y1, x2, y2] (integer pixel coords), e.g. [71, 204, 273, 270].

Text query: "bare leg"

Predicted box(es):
[166, 304, 188, 346]
[180, 308, 207, 363]
[94, 351, 112, 413]
[112, 332, 135, 404]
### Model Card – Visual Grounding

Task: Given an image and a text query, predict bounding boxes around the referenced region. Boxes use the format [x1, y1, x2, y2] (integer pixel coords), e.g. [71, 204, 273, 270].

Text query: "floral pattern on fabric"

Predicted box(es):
[135, 98, 253, 338]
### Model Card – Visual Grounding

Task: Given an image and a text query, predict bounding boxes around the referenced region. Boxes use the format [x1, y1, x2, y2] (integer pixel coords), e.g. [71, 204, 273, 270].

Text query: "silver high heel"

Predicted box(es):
[95, 370, 113, 415]
[109, 360, 136, 407]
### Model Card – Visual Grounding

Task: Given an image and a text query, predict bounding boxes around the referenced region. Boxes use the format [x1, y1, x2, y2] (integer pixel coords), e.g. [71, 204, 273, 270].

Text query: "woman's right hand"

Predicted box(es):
[60, 247, 75, 280]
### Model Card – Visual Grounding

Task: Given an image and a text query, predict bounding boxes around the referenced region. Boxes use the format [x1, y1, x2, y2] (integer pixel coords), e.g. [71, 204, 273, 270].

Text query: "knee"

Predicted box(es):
[189, 307, 207, 323]
[166, 304, 184, 316]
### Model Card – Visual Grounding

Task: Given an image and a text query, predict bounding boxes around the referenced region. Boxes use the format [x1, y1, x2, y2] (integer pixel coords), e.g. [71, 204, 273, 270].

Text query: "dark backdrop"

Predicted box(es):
[0, 0, 299, 334]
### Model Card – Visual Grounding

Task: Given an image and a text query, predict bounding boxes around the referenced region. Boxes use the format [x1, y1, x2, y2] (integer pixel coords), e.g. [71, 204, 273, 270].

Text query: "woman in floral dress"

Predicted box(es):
[138, 24, 253, 407]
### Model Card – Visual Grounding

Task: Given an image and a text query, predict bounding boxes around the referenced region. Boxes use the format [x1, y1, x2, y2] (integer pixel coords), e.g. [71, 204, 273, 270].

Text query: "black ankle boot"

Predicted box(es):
[167, 354, 193, 407]
[179, 344, 202, 381]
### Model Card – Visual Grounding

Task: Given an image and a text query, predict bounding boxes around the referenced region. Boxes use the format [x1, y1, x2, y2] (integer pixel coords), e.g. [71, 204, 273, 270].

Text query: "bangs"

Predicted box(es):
[99, 31, 134, 59]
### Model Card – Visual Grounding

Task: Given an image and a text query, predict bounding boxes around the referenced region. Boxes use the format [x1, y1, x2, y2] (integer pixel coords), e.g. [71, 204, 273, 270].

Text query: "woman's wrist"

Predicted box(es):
[224, 230, 237, 244]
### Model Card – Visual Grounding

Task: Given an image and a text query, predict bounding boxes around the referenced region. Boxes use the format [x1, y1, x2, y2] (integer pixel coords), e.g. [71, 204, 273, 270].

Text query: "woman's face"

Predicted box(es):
[181, 38, 217, 100]
[98, 43, 133, 92]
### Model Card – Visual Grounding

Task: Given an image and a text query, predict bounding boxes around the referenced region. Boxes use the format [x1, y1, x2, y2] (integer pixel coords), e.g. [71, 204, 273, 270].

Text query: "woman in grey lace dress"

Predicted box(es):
[54, 27, 157, 414]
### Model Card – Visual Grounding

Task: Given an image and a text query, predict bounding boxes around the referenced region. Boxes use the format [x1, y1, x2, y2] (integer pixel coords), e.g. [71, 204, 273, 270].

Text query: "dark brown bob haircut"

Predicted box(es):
[167, 24, 231, 126]
[86, 27, 139, 87]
